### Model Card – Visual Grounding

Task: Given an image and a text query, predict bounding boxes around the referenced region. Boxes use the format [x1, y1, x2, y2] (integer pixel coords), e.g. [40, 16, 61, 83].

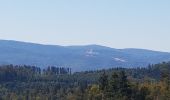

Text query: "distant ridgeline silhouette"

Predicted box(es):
[0, 40, 170, 71]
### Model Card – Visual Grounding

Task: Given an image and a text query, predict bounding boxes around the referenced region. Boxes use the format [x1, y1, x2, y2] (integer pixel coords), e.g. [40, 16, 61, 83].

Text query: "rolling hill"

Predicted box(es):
[0, 40, 170, 71]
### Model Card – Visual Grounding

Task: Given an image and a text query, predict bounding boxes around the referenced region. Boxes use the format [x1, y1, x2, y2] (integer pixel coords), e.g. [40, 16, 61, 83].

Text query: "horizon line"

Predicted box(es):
[0, 39, 169, 53]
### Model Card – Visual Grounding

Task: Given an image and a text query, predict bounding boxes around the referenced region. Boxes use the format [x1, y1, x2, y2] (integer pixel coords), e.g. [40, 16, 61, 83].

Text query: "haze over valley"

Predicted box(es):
[0, 0, 170, 99]
[0, 40, 170, 71]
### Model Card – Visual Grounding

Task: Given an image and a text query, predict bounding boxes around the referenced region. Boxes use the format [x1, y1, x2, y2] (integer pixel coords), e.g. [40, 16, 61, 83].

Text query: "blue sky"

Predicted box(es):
[0, 0, 170, 52]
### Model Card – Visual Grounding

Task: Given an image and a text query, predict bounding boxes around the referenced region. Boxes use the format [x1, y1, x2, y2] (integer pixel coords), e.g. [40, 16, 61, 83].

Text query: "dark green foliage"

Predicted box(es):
[98, 71, 132, 100]
[98, 71, 108, 91]
[0, 62, 170, 100]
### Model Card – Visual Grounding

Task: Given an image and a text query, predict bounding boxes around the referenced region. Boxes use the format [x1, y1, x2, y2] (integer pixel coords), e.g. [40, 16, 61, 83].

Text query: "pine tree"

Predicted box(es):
[99, 71, 108, 91]
[98, 71, 109, 100]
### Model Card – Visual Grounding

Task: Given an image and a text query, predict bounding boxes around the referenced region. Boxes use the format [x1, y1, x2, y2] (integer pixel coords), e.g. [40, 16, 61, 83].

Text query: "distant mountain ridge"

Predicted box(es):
[0, 40, 170, 72]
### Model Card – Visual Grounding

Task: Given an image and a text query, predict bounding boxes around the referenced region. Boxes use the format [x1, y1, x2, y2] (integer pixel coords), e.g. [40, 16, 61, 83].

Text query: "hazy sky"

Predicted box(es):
[0, 0, 170, 52]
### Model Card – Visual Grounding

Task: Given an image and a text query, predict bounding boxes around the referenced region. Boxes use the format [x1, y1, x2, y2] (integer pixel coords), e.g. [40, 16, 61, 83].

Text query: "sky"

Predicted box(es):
[0, 0, 170, 52]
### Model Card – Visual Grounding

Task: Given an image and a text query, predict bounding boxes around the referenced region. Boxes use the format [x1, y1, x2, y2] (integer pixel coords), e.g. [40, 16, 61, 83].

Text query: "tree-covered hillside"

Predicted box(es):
[1, 40, 170, 71]
[0, 62, 170, 100]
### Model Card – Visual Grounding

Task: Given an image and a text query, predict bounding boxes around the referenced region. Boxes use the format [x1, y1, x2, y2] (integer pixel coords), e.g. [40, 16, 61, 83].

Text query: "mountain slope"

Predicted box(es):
[0, 40, 170, 71]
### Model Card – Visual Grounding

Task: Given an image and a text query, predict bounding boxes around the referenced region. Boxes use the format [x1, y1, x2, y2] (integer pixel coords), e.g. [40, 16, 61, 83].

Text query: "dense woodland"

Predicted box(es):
[0, 62, 170, 100]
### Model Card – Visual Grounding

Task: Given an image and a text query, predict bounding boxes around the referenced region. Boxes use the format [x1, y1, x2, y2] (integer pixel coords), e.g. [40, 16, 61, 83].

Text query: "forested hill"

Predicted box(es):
[1, 40, 170, 71]
[0, 62, 169, 83]
[0, 62, 170, 99]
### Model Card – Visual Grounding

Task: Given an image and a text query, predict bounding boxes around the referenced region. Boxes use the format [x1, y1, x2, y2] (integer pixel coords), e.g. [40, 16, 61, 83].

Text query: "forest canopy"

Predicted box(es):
[0, 62, 169, 100]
